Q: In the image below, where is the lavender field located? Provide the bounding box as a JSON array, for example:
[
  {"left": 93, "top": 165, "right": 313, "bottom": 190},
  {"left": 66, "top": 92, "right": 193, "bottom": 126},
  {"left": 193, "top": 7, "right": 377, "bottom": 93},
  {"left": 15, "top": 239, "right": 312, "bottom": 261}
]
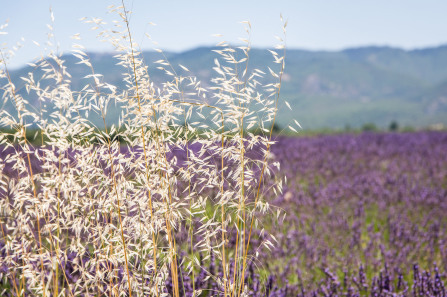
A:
[
  {"left": 171, "top": 131, "right": 447, "bottom": 296},
  {"left": 2, "top": 131, "right": 446, "bottom": 296},
  {"left": 256, "top": 131, "right": 447, "bottom": 295}
]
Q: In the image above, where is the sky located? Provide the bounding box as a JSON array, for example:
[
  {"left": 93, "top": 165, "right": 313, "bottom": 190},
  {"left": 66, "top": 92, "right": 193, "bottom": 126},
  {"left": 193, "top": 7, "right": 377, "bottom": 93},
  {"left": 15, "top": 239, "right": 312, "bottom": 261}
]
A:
[{"left": 1, "top": 0, "right": 447, "bottom": 69}]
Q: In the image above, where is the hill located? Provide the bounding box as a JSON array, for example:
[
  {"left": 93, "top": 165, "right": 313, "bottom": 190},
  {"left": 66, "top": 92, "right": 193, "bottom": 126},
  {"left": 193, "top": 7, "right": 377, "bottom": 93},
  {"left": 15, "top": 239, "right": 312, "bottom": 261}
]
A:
[{"left": 3, "top": 45, "right": 447, "bottom": 129}]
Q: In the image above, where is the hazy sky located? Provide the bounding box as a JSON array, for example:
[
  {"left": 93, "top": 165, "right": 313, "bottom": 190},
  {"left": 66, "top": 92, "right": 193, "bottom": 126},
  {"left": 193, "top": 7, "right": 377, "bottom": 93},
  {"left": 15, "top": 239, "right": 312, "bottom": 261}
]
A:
[{"left": 2, "top": 0, "right": 447, "bottom": 68}]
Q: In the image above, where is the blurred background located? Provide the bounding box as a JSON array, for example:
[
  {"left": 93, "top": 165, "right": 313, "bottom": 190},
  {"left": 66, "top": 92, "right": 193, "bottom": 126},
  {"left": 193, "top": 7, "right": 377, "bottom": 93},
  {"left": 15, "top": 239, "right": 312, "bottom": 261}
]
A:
[{"left": 2, "top": 0, "right": 447, "bottom": 131}]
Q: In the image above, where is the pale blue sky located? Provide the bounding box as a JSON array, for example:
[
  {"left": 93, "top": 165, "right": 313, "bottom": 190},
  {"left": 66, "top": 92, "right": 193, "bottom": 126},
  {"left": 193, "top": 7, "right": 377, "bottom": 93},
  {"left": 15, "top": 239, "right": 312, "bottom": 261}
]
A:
[{"left": 2, "top": 0, "right": 447, "bottom": 68}]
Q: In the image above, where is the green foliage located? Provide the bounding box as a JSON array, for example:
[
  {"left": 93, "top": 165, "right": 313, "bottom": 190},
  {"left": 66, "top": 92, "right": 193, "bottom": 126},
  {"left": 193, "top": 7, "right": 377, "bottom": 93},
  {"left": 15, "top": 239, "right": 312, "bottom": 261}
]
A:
[
  {"left": 361, "top": 123, "right": 378, "bottom": 132},
  {"left": 389, "top": 120, "right": 399, "bottom": 131}
]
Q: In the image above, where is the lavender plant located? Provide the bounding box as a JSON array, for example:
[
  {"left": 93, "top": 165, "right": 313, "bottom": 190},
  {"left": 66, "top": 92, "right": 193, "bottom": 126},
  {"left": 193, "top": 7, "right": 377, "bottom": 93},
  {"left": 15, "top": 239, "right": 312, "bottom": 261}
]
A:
[{"left": 0, "top": 4, "right": 290, "bottom": 297}]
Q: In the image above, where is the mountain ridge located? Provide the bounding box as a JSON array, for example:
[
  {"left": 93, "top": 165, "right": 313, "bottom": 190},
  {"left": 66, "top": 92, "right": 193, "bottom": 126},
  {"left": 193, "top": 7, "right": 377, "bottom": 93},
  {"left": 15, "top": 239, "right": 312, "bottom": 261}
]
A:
[{"left": 3, "top": 44, "right": 447, "bottom": 129}]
